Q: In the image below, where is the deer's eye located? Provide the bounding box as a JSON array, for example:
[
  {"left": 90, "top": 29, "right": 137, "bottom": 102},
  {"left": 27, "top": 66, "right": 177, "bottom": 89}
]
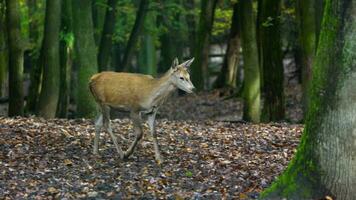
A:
[{"left": 179, "top": 77, "right": 184, "bottom": 80}]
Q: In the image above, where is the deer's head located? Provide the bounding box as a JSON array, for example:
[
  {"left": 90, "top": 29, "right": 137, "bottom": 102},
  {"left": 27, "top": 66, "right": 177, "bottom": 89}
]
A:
[{"left": 169, "top": 58, "right": 195, "bottom": 93}]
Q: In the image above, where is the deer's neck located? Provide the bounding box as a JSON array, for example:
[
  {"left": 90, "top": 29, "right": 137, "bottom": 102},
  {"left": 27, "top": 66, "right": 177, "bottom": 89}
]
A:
[{"left": 147, "top": 71, "right": 176, "bottom": 108}]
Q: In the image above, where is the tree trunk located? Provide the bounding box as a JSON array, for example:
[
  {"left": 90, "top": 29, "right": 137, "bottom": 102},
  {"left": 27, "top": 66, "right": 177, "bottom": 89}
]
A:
[
  {"left": 260, "top": 0, "right": 285, "bottom": 121},
  {"left": 36, "top": 0, "right": 61, "bottom": 119},
  {"left": 57, "top": 0, "right": 72, "bottom": 118},
  {"left": 121, "top": 0, "right": 148, "bottom": 72},
  {"left": 184, "top": 0, "right": 196, "bottom": 57},
  {"left": 72, "top": 0, "right": 98, "bottom": 118},
  {"left": 98, "top": 0, "right": 117, "bottom": 72},
  {"left": 6, "top": 0, "right": 24, "bottom": 116},
  {"left": 261, "top": 0, "right": 356, "bottom": 199},
  {"left": 92, "top": 0, "right": 106, "bottom": 46},
  {"left": 215, "top": 2, "right": 240, "bottom": 89},
  {"left": 159, "top": 0, "right": 185, "bottom": 73},
  {"left": 297, "top": 0, "right": 317, "bottom": 116},
  {"left": 138, "top": 11, "right": 157, "bottom": 76},
  {"left": 191, "top": 0, "right": 218, "bottom": 90},
  {"left": 240, "top": 0, "right": 260, "bottom": 123},
  {"left": 0, "top": 0, "right": 8, "bottom": 97},
  {"left": 26, "top": 0, "right": 44, "bottom": 114}
]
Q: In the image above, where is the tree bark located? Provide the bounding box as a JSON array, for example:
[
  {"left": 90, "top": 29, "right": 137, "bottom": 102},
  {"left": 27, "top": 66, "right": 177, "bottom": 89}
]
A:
[
  {"left": 121, "top": 0, "right": 148, "bottom": 72},
  {"left": 215, "top": 2, "right": 240, "bottom": 89},
  {"left": 72, "top": 0, "right": 98, "bottom": 118},
  {"left": 184, "top": 0, "right": 196, "bottom": 57},
  {"left": 261, "top": 0, "right": 356, "bottom": 199},
  {"left": 297, "top": 0, "right": 317, "bottom": 116},
  {"left": 240, "top": 0, "right": 260, "bottom": 123},
  {"left": 37, "top": 0, "right": 61, "bottom": 119},
  {"left": 98, "top": 0, "right": 117, "bottom": 72},
  {"left": 191, "top": 0, "right": 218, "bottom": 90},
  {"left": 6, "top": 0, "right": 24, "bottom": 116},
  {"left": 57, "top": 0, "right": 72, "bottom": 118},
  {"left": 92, "top": 0, "right": 106, "bottom": 46},
  {"left": 260, "top": 0, "right": 285, "bottom": 121},
  {"left": 0, "top": 0, "right": 8, "bottom": 97},
  {"left": 138, "top": 11, "right": 157, "bottom": 76}
]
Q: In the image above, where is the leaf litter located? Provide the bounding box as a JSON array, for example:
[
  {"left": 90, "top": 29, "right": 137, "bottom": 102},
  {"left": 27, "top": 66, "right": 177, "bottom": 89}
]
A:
[{"left": 0, "top": 116, "right": 302, "bottom": 199}]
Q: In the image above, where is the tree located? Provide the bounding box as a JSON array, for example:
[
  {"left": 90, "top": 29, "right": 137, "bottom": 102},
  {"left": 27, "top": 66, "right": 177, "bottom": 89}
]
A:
[
  {"left": 37, "top": 0, "right": 61, "bottom": 119},
  {"left": 72, "top": 0, "right": 98, "bottom": 118},
  {"left": 159, "top": 1, "right": 185, "bottom": 73},
  {"left": 57, "top": 0, "right": 73, "bottom": 118},
  {"left": 121, "top": 0, "right": 149, "bottom": 71},
  {"left": 138, "top": 11, "right": 157, "bottom": 76},
  {"left": 261, "top": 0, "right": 356, "bottom": 199},
  {"left": 240, "top": 0, "right": 260, "bottom": 123},
  {"left": 191, "top": 0, "right": 218, "bottom": 90},
  {"left": 98, "top": 0, "right": 117, "bottom": 72},
  {"left": 297, "top": 0, "right": 317, "bottom": 115},
  {"left": 26, "top": 0, "right": 45, "bottom": 114},
  {"left": 0, "top": 0, "right": 7, "bottom": 97},
  {"left": 214, "top": 2, "right": 240, "bottom": 89},
  {"left": 259, "top": 0, "right": 284, "bottom": 121},
  {"left": 6, "top": 0, "right": 24, "bottom": 116}
]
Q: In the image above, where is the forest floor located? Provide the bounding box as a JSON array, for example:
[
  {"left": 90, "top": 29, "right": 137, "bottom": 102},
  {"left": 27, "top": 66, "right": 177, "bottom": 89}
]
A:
[{"left": 0, "top": 84, "right": 303, "bottom": 199}]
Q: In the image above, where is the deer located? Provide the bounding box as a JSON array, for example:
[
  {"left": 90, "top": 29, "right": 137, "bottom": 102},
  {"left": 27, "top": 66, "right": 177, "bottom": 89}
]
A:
[{"left": 89, "top": 58, "right": 195, "bottom": 164}]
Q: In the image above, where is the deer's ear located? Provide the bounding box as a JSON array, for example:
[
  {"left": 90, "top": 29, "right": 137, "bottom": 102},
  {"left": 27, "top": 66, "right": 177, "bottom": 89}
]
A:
[
  {"left": 171, "top": 57, "right": 179, "bottom": 69},
  {"left": 182, "top": 57, "right": 195, "bottom": 68}
]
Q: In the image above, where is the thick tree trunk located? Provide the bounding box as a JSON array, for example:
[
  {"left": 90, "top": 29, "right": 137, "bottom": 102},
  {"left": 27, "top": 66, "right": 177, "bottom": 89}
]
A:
[
  {"left": 260, "top": 0, "right": 285, "bottom": 121},
  {"left": 6, "top": 0, "right": 24, "bottom": 116},
  {"left": 215, "top": 2, "right": 240, "bottom": 89},
  {"left": 121, "top": 0, "right": 148, "bottom": 72},
  {"left": 261, "top": 0, "right": 356, "bottom": 199},
  {"left": 72, "top": 0, "right": 98, "bottom": 118},
  {"left": 98, "top": 0, "right": 117, "bottom": 72},
  {"left": 191, "top": 0, "right": 217, "bottom": 90},
  {"left": 37, "top": 0, "right": 61, "bottom": 119},
  {"left": 240, "top": 0, "right": 260, "bottom": 123},
  {"left": 57, "top": 0, "right": 72, "bottom": 118},
  {"left": 0, "top": 0, "right": 8, "bottom": 97},
  {"left": 297, "top": 0, "right": 317, "bottom": 116}
]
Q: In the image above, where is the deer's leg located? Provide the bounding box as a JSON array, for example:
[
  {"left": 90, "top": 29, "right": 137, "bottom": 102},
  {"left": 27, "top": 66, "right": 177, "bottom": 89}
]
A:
[
  {"left": 93, "top": 114, "right": 103, "bottom": 155},
  {"left": 102, "top": 105, "right": 124, "bottom": 159},
  {"left": 147, "top": 111, "right": 163, "bottom": 164},
  {"left": 124, "top": 111, "right": 143, "bottom": 159}
]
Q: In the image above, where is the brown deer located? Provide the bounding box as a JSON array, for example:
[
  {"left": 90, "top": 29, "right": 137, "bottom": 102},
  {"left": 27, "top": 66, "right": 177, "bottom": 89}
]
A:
[{"left": 89, "top": 58, "right": 195, "bottom": 164}]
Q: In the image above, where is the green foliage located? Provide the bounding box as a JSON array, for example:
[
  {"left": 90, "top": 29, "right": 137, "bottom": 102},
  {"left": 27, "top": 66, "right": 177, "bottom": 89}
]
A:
[{"left": 212, "top": 7, "right": 233, "bottom": 36}]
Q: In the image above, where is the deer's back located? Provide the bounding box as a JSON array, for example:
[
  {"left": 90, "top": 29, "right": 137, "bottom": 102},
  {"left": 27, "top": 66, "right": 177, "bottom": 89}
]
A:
[{"left": 89, "top": 72, "right": 155, "bottom": 110}]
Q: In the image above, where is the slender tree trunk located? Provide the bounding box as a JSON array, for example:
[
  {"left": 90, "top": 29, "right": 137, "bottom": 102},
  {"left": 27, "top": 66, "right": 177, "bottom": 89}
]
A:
[
  {"left": 57, "top": 0, "right": 72, "bottom": 118},
  {"left": 36, "top": 0, "right": 61, "bottom": 119},
  {"left": 297, "top": 0, "right": 317, "bottom": 116},
  {"left": 260, "top": 0, "right": 285, "bottom": 121},
  {"left": 159, "top": 0, "right": 185, "bottom": 73},
  {"left": 6, "top": 0, "right": 24, "bottom": 116},
  {"left": 0, "top": 0, "right": 8, "bottom": 97},
  {"left": 26, "top": 0, "right": 44, "bottom": 114},
  {"left": 191, "top": 0, "right": 218, "bottom": 90},
  {"left": 92, "top": 0, "right": 106, "bottom": 45},
  {"left": 98, "top": 0, "right": 117, "bottom": 72},
  {"left": 72, "top": 0, "right": 98, "bottom": 118},
  {"left": 138, "top": 10, "right": 157, "bottom": 76},
  {"left": 215, "top": 2, "right": 240, "bottom": 89},
  {"left": 262, "top": 0, "right": 356, "bottom": 199},
  {"left": 121, "top": 0, "right": 149, "bottom": 72},
  {"left": 240, "top": 0, "right": 260, "bottom": 123},
  {"left": 185, "top": 0, "right": 196, "bottom": 57}
]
